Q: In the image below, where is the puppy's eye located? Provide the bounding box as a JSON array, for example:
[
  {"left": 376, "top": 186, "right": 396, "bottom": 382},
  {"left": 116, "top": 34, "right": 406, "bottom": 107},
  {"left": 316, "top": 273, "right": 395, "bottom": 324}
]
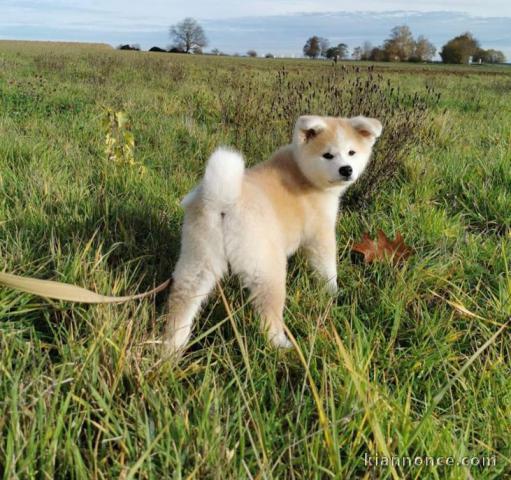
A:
[
  {"left": 348, "top": 150, "right": 356, "bottom": 156},
  {"left": 322, "top": 152, "right": 334, "bottom": 160}
]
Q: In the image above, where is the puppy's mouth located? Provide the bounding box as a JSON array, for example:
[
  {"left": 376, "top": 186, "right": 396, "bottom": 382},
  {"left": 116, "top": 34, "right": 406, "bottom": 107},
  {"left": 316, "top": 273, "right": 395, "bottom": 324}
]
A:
[{"left": 329, "top": 178, "right": 354, "bottom": 185}]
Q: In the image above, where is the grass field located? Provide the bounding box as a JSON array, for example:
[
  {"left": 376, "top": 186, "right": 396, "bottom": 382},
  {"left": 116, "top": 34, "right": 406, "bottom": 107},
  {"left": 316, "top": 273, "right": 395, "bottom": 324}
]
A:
[{"left": 1, "top": 41, "right": 510, "bottom": 479}]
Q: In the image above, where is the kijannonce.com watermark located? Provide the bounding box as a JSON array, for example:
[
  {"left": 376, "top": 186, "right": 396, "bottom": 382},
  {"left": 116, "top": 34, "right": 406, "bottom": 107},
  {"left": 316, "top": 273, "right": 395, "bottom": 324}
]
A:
[{"left": 363, "top": 453, "right": 497, "bottom": 468}]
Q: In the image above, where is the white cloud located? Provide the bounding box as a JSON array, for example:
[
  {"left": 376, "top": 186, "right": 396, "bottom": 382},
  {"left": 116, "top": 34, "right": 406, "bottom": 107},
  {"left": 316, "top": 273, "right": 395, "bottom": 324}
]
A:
[{"left": 2, "top": 0, "right": 511, "bottom": 24}]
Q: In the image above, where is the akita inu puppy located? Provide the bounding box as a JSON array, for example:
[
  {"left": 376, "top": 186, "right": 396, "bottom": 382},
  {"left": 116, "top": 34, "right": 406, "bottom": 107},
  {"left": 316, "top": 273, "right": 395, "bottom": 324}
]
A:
[{"left": 164, "top": 115, "right": 382, "bottom": 354}]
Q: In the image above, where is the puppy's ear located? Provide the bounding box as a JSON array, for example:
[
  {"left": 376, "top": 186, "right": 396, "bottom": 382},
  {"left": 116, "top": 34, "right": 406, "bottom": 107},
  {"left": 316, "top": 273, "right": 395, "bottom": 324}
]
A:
[
  {"left": 293, "top": 115, "right": 327, "bottom": 145},
  {"left": 349, "top": 116, "right": 383, "bottom": 144}
]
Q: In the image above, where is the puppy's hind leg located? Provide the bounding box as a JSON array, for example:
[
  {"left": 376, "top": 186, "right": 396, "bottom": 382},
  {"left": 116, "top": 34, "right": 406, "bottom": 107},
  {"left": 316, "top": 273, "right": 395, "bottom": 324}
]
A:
[
  {"left": 234, "top": 254, "right": 291, "bottom": 349},
  {"left": 163, "top": 210, "right": 226, "bottom": 356}
]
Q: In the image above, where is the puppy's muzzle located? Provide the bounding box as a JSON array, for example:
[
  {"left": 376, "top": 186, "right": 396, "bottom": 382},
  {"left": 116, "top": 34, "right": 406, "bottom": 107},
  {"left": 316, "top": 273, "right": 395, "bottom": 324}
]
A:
[{"left": 338, "top": 165, "right": 353, "bottom": 179}]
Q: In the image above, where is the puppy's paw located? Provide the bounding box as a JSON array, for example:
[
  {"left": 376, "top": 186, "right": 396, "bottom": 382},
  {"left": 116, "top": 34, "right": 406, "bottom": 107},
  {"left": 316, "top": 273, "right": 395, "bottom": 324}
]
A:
[
  {"left": 326, "top": 278, "right": 338, "bottom": 295},
  {"left": 270, "top": 331, "right": 293, "bottom": 349},
  {"left": 162, "top": 337, "right": 187, "bottom": 360}
]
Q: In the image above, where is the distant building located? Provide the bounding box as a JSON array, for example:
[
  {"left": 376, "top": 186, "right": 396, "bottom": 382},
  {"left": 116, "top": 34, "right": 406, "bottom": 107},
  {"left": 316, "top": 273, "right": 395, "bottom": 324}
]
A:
[{"left": 118, "top": 44, "right": 140, "bottom": 51}]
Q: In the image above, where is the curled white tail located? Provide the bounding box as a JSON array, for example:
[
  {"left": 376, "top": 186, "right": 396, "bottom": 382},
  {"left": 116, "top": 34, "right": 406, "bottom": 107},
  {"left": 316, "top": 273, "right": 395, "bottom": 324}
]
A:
[{"left": 202, "top": 147, "right": 245, "bottom": 208}]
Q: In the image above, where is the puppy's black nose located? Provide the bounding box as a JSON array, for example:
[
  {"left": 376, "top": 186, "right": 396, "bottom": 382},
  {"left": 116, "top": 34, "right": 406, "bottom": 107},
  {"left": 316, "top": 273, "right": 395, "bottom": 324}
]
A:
[{"left": 339, "top": 165, "right": 353, "bottom": 178}]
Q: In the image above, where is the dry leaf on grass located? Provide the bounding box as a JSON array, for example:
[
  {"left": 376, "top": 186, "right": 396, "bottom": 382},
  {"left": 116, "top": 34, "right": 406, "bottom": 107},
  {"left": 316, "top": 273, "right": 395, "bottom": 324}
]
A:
[{"left": 352, "top": 230, "right": 412, "bottom": 265}]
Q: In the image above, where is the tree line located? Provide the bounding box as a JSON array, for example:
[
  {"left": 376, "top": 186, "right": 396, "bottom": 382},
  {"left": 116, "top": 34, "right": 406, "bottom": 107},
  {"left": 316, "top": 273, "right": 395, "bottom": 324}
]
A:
[
  {"left": 303, "top": 26, "right": 506, "bottom": 64},
  {"left": 118, "top": 18, "right": 507, "bottom": 65}
]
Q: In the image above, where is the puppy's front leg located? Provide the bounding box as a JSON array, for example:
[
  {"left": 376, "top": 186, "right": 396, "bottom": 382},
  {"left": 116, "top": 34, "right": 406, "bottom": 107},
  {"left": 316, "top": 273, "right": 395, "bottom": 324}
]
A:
[
  {"left": 305, "top": 229, "right": 338, "bottom": 294},
  {"left": 244, "top": 265, "right": 292, "bottom": 349},
  {"left": 252, "top": 278, "right": 292, "bottom": 349}
]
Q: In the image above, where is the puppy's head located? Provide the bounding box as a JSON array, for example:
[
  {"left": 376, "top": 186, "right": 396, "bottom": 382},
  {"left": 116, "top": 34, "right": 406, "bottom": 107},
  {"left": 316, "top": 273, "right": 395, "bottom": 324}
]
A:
[{"left": 292, "top": 115, "right": 382, "bottom": 189}]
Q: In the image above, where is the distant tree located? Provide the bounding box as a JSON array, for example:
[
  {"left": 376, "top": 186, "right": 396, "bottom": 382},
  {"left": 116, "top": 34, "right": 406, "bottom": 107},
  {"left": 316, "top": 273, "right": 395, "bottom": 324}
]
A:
[
  {"left": 471, "top": 48, "right": 482, "bottom": 63},
  {"left": 486, "top": 49, "right": 506, "bottom": 63},
  {"left": 211, "top": 48, "right": 221, "bottom": 55},
  {"left": 352, "top": 46, "right": 363, "bottom": 60},
  {"left": 303, "top": 36, "right": 321, "bottom": 58},
  {"left": 383, "top": 25, "right": 415, "bottom": 61},
  {"left": 412, "top": 35, "right": 436, "bottom": 62},
  {"left": 325, "top": 47, "right": 337, "bottom": 60},
  {"left": 319, "top": 37, "right": 330, "bottom": 58},
  {"left": 440, "top": 32, "right": 479, "bottom": 64},
  {"left": 169, "top": 17, "right": 208, "bottom": 53},
  {"left": 369, "top": 47, "right": 387, "bottom": 62},
  {"left": 473, "top": 48, "right": 506, "bottom": 64},
  {"left": 338, "top": 43, "right": 349, "bottom": 59},
  {"left": 247, "top": 50, "right": 257, "bottom": 57},
  {"left": 361, "top": 41, "right": 373, "bottom": 60},
  {"left": 265, "top": 53, "right": 274, "bottom": 58},
  {"left": 325, "top": 43, "right": 349, "bottom": 60},
  {"left": 149, "top": 46, "right": 166, "bottom": 53}
]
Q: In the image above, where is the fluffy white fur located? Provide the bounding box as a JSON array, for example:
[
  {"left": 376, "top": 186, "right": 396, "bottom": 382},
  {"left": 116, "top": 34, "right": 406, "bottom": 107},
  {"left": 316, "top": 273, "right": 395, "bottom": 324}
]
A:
[{"left": 164, "top": 115, "right": 382, "bottom": 355}]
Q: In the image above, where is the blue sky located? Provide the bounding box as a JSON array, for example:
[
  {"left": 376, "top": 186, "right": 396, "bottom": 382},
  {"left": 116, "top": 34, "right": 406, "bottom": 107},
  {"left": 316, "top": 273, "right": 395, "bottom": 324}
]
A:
[{"left": 1, "top": 1, "right": 510, "bottom": 59}]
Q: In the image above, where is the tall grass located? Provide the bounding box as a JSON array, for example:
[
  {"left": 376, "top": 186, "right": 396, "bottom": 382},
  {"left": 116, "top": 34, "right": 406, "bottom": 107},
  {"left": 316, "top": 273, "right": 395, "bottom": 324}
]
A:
[{"left": 0, "top": 42, "right": 510, "bottom": 479}]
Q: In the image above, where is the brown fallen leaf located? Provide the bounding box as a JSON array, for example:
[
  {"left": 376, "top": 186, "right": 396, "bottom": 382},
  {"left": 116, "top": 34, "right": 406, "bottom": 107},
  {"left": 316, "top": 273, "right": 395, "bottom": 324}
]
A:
[{"left": 352, "top": 229, "right": 412, "bottom": 265}]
